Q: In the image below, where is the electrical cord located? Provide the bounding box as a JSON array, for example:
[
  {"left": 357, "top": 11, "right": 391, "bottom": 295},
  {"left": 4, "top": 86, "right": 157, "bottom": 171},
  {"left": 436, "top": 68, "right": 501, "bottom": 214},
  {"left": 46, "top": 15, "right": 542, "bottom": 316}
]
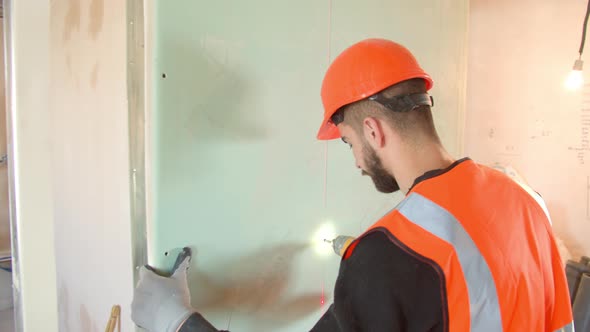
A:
[{"left": 579, "top": 0, "right": 590, "bottom": 57}]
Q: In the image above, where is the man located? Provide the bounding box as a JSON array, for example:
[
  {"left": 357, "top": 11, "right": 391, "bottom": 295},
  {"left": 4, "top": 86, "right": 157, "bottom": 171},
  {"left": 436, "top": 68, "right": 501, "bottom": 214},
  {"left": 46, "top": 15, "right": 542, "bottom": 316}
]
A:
[{"left": 132, "top": 39, "right": 574, "bottom": 331}]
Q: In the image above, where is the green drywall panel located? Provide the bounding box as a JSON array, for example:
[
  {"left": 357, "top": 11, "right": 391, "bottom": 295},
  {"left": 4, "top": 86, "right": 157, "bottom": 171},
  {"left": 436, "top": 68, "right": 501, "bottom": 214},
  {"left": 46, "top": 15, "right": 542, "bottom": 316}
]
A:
[{"left": 149, "top": 1, "right": 468, "bottom": 330}]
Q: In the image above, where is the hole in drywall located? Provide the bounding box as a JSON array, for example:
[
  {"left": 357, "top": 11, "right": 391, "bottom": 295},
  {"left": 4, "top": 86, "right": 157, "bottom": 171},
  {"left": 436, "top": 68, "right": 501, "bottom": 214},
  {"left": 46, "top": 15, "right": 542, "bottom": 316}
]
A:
[
  {"left": 162, "top": 73, "right": 167, "bottom": 79},
  {"left": 164, "top": 251, "right": 169, "bottom": 256}
]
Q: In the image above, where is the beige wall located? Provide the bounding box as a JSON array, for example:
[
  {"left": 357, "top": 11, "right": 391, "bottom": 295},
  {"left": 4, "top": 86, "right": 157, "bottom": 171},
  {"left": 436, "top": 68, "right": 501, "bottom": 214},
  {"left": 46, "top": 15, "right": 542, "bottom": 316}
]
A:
[
  {"left": 49, "top": 0, "right": 134, "bottom": 331},
  {"left": 467, "top": 0, "right": 590, "bottom": 259}
]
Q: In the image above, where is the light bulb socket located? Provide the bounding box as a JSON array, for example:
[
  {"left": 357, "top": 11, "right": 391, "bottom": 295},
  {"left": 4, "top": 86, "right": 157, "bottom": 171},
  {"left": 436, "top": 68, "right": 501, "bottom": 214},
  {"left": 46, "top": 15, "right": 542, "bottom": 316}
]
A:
[{"left": 574, "top": 59, "right": 584, "bottom": 71}]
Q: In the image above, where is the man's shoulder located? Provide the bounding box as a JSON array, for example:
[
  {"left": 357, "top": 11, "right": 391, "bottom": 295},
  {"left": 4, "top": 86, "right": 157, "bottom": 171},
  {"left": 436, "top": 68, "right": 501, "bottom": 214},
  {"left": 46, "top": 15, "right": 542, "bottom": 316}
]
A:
[{"left": 344, "top": 230, "right": 429, "bottom": 270}]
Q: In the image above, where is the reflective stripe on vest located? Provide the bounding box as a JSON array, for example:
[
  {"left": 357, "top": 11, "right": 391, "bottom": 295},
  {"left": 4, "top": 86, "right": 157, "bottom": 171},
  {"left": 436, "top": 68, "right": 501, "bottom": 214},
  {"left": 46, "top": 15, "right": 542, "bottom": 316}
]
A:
[
  {"left": 554, "top": 322, "right": 575, "bottom": 332},
  {"left": 397, "top": 192, "right": 502, "bottom": 331}
]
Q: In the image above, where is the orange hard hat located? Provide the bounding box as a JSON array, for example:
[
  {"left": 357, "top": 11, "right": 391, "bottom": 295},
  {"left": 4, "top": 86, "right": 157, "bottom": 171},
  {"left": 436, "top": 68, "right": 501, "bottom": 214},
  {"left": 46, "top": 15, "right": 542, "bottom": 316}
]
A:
[{"left": 317, "top": 38, "right": 433, "bottom": 140}]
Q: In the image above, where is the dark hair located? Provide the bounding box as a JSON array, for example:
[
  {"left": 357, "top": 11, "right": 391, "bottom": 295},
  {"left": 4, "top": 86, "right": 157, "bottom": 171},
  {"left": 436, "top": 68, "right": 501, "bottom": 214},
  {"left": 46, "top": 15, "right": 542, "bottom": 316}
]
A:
[
  {"left": 331, "top": 107, "right": 346, "bottom": 126},
  {"left": 330, "top": 79, "right": 440, "bottom": 144}
]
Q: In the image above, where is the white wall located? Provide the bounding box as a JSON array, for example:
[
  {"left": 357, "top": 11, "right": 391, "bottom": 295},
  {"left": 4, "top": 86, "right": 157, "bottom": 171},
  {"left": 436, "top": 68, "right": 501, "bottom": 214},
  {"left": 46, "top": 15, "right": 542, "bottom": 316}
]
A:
[
  {"left": 5, "top": 0, "right": 58, "bottom": 330},
  {"left": 467, "top": 0, "right": 590, "bottom": 259},
  {"left": 49, "top": 0, "right": 134, "bottom": 331}
]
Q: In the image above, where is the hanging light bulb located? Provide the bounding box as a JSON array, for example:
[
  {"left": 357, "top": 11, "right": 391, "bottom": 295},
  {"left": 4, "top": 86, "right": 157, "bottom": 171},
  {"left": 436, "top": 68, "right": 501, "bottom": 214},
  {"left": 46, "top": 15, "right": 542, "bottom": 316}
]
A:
[
  {"left": 565, "top": 59, "right": 584, "bottom": 90},
  {"left": 567, "top": 0, "right": 590, "bottom": 90}
]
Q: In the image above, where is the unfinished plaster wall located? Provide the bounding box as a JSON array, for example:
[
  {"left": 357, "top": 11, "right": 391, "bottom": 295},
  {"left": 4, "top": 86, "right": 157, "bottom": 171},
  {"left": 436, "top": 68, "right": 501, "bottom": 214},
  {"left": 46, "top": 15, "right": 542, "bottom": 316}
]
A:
[{"left": 49, "top": 0, "right": 134, "bottom": 330}]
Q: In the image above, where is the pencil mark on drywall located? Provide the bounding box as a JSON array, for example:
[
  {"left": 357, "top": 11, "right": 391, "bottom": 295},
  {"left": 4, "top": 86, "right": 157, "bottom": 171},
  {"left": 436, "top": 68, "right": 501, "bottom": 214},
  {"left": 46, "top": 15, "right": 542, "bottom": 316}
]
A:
[{"left": 586, "top": 175, "right": 589, "bottom": 220}]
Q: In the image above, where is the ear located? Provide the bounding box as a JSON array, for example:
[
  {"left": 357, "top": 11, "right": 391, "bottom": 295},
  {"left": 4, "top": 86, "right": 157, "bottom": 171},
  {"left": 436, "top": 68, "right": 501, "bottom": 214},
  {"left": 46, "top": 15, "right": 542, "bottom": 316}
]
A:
[{"left": 362, "top": 117, "right": 385, "bottom": 149}]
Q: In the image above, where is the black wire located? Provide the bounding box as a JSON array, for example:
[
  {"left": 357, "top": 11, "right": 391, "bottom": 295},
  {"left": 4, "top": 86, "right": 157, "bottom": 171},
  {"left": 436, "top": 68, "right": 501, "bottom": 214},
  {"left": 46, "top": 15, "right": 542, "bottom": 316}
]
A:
[{"left": 579, "top": 0, "right": 590, "bottom": 56}]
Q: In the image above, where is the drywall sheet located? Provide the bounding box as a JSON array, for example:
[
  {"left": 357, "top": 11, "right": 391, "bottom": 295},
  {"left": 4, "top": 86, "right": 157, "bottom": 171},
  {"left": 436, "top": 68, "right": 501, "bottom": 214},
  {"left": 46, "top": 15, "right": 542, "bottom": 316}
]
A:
[{"left": 148, "top": 1, "right": 468, "bottom": 330}]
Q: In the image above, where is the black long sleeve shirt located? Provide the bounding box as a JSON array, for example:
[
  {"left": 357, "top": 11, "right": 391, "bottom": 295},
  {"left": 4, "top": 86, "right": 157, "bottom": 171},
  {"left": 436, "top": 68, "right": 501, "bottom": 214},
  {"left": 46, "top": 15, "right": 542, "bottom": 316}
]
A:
[{"left": 310, "top": 230, "right": 447, "bottom": 331}]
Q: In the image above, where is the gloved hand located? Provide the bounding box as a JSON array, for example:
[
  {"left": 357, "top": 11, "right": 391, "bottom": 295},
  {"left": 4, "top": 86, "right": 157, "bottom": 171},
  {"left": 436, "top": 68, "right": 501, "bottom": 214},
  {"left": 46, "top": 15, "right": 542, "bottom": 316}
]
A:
[{"left": 131, "top": 252, "right": 195, "bottom": 332}]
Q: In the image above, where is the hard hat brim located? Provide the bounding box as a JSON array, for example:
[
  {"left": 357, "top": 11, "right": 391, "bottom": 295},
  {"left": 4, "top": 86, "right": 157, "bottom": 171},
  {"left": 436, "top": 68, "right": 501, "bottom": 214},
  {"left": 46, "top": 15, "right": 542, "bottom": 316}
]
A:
[{"left": 316, "top": 119, "right": 341, "bottom": 140}]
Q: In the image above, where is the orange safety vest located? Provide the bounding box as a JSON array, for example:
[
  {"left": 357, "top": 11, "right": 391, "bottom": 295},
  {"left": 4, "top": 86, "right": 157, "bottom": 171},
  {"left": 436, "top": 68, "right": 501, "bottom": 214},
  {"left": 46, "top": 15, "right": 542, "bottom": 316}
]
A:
[{"left": 344, "top": 159, "right": 574, "bottom": 331}]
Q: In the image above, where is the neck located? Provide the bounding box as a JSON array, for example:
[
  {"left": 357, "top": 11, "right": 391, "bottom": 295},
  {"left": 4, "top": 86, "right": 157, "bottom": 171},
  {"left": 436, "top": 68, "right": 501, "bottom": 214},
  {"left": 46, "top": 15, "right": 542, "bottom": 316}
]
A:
[{"left": 385, "top": 141, "right": 455, "bottom": 194}]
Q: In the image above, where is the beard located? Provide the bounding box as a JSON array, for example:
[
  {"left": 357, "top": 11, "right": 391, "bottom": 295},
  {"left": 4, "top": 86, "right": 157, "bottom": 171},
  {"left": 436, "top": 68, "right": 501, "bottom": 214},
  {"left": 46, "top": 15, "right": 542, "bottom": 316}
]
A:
[{"left": 362, "top": 143, "right": 400, "bottom": 193}]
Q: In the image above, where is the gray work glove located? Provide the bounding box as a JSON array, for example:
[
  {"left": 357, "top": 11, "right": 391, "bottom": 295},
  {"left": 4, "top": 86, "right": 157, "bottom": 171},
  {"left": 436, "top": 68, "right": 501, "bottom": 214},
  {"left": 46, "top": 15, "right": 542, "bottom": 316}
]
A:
[{"left": 131, "top": 255, "right": 195, "bottom": 332}]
